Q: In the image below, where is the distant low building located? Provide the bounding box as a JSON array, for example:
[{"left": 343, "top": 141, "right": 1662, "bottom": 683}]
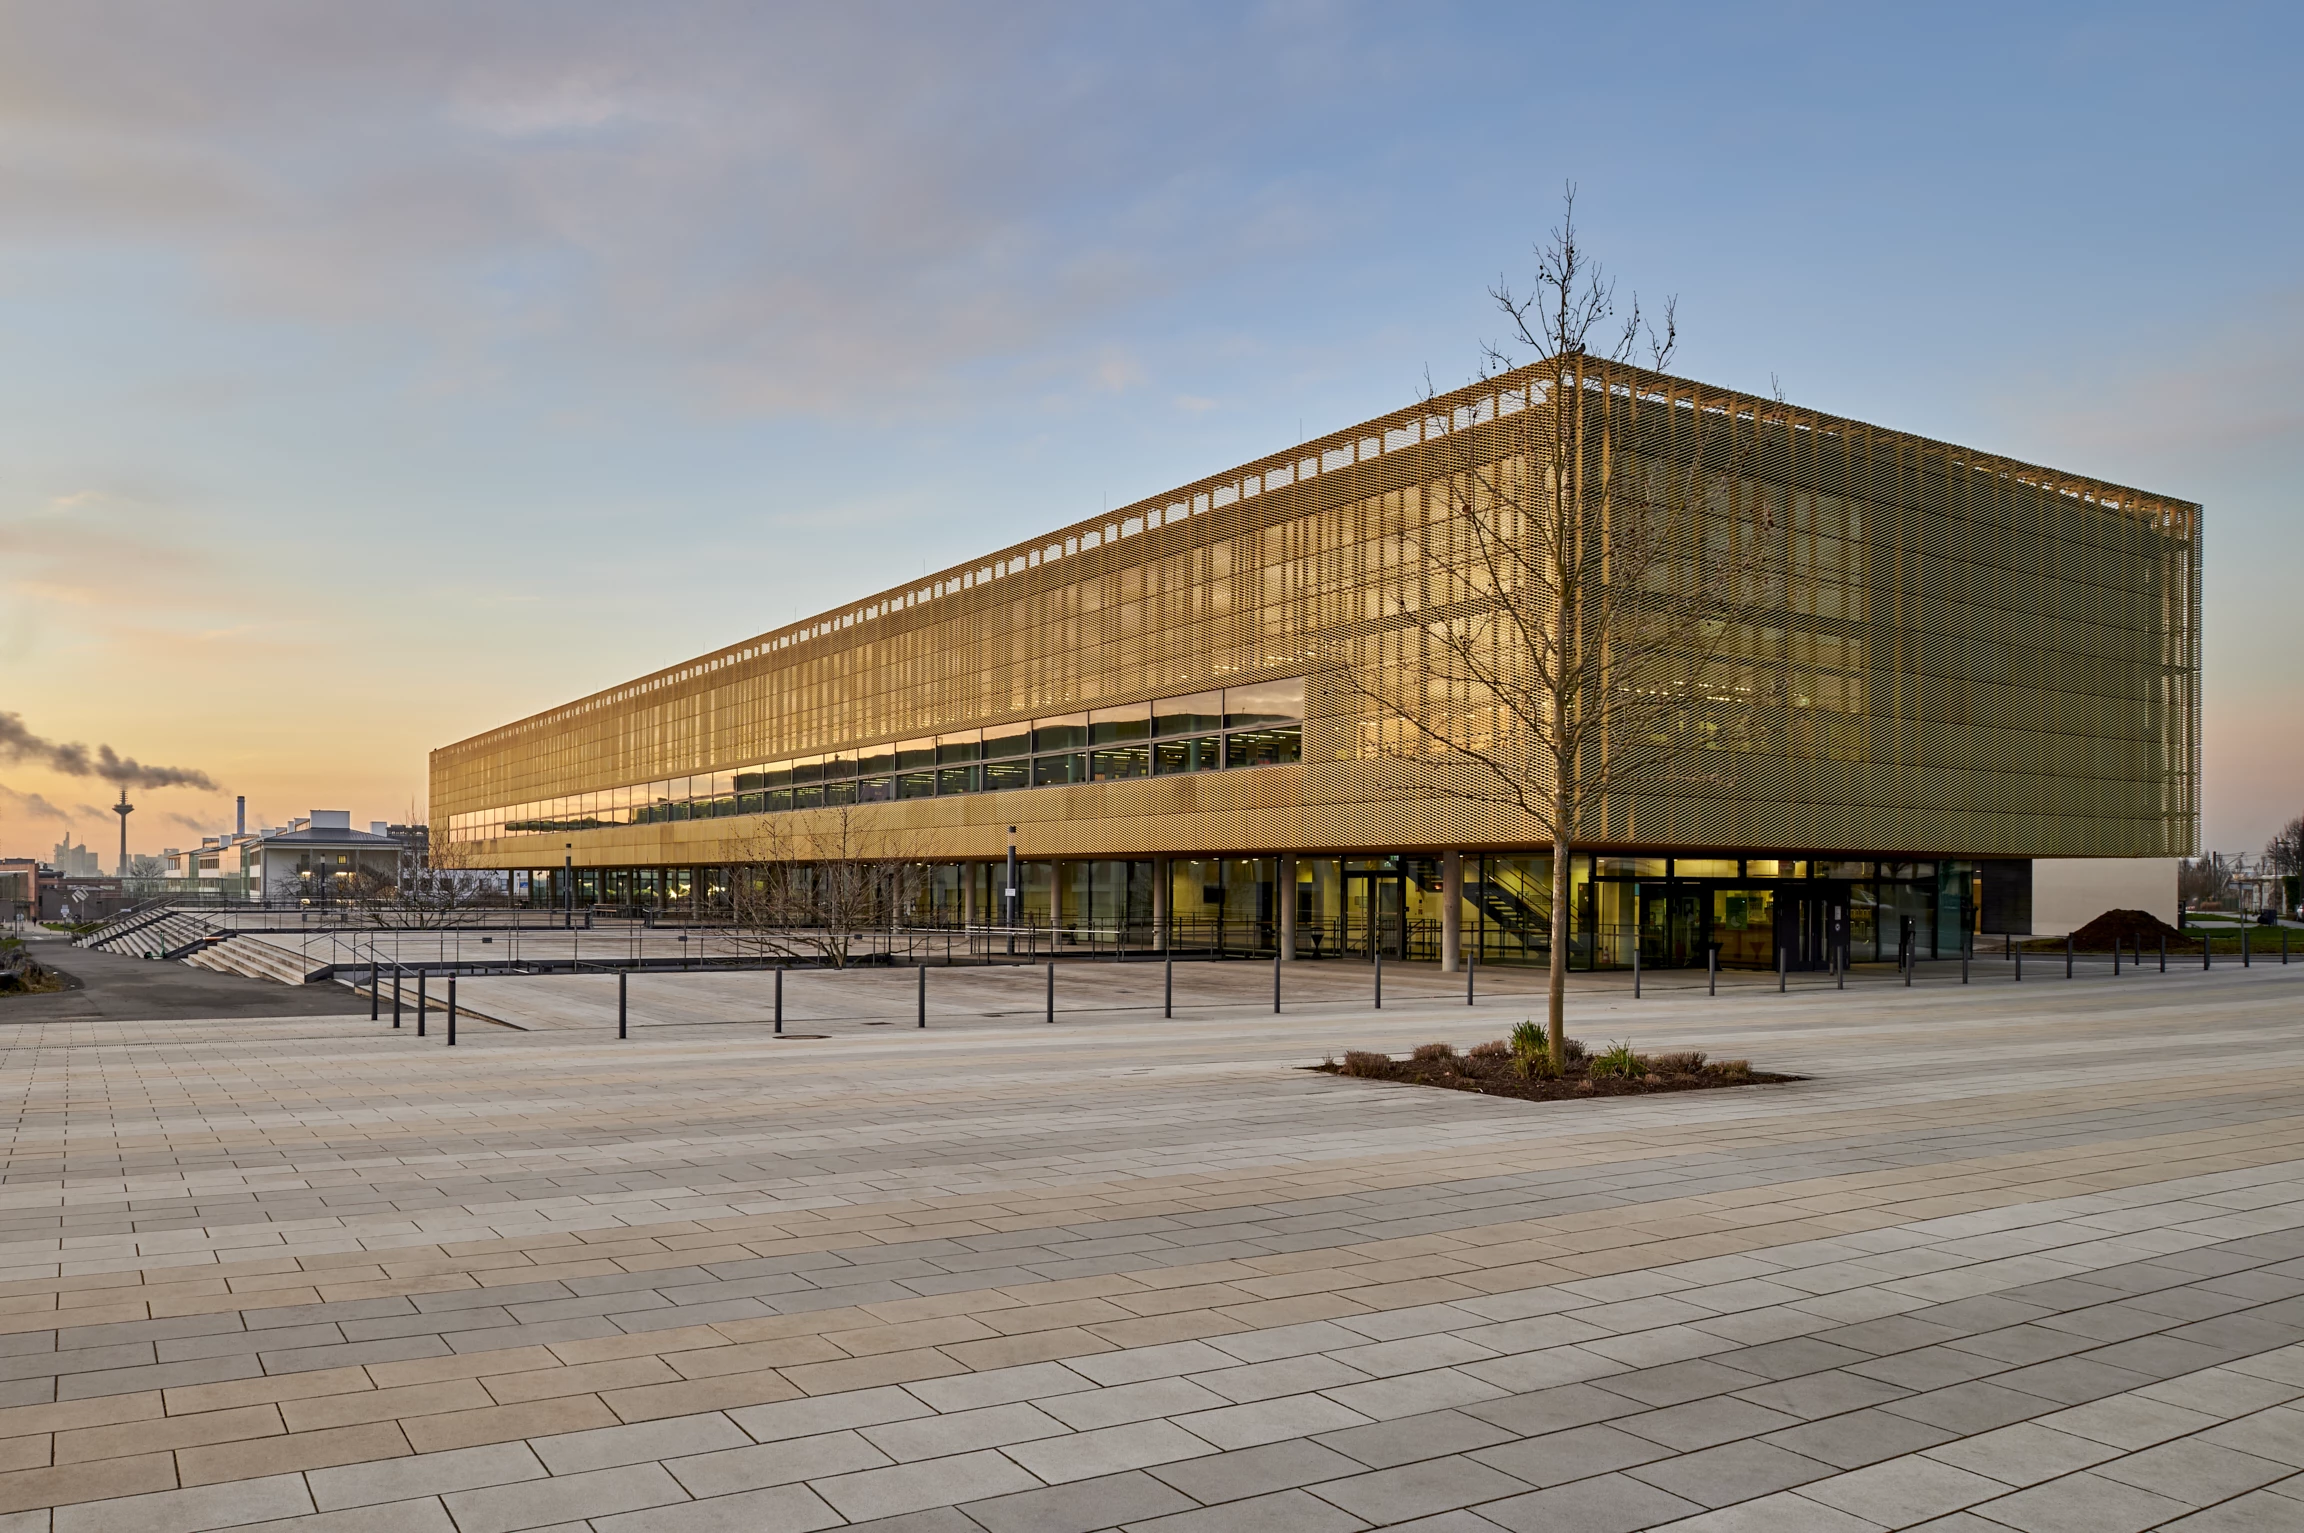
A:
[{"left": 240, "top": 811, "right": 406, "bottom": 902}]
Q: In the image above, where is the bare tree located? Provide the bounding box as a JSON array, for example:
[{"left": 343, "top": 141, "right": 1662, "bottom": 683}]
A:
[
  {"left": 342, "top": 839, "right": 506, "bottom": 930},
  {"left": 725, "top": 806, "right": 926, "bottom": 968},
  {"left": 2266, "top": 817, "right": 2304, "bottom": 878},
  {"left": 2179, "top": 852, "right": 2233, "bottom": 909},
  {"left": 1341, "top": 185, "right": 1781, "bottom": 1069}
]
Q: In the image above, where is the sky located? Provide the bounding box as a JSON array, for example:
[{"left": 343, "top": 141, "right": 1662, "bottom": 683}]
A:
[{"left": 2, "top": 1, "right": 2298, "bottom": 862}]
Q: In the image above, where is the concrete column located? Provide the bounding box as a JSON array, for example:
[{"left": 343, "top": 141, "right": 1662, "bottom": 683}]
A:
[
  {"left": 1153, "top": 858, "right": 1170, "bottom": 951},
  {"left": 1441, "top": 850, "right": 1463, "bottom": 973},
  {"left": 962, "top": 865, "right": 976, "bottom": 928},
  {"left": 1278, "top": 855, "right": 1298, "bottom": 960},
  {"left": 1050, "top": 860, "right": 1065, "bottom": 942}
]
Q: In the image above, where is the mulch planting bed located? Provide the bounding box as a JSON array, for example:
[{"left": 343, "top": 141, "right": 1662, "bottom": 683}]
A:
[{"left": 1314, "top": 1036, "right": 1799, "bottom": 1102}]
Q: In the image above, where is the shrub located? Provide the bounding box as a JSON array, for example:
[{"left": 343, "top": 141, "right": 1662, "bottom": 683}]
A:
[
  {"left": 1467, "top": 1039, "right": 1508, "bottom": 1061},
  {"left": 1715, "top": 1058, "right": 1752, "bottom": 1083},
  {"left": 1340, "top": 1051, "right": 1393, "bottom": 1078},
  {"left": 1410, "top": 1042, "right": 1457, "bottom": 1063},
  {"left": 1508, "top": 1020, "right": 1544, "bottom": 1057},
  {"left": 1590, "top": 1040, "right": 1645, "bottom": 1079},
  {"left": 1650, "top": 1051, "right": 1706, "bottom": 1075}
]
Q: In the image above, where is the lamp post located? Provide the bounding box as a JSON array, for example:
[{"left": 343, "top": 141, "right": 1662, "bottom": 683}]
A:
[
  {"left": 564, "top": 843, "right": 574, "bottom": 931},
  {"left": 1005, "top": 826, "right": 1018, "bottom": 958}
]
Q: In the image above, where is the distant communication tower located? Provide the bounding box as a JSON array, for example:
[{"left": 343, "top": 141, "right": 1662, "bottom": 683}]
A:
[{"left": 112, "top": 787, "right": 134, "bottom": 877}]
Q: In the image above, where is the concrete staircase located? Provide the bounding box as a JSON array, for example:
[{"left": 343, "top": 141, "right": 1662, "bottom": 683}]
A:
[{"left": 184, "top": 935, "right": 333, "bottom": 986}]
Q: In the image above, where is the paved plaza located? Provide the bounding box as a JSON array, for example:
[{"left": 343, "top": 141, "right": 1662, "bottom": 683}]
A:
[{"left": 0, "top": 953, "right": 2300, "bottom": 1531}]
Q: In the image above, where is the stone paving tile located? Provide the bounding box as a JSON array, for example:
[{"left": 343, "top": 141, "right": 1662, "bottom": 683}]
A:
[{"left": 8, "top": 966, "right": 2304, "bottom": 1531}]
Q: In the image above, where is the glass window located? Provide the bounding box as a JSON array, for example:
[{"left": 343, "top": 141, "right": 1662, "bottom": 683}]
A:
[
  {"left": 821, "top": 754, "right": 856, "bottom": 781},
  {"left": 982, "top": 724, "right": 1030, "bottom": 759},
  {"left": 1747, "top": 859, "right": 1807, "bottom": 878},
  {"left": 1815, "top": 860, "right": 1873, "bottom": 880},
  {"left": 937, "top": 765, "right": 980, "bottom": 795},
  {"left": 897, "top": 771, "right": 936, "bottom": 800},
  {"left": 1033, "top": 752, "right": 1088, "bottom": 787},
  {"left": 895, "top": 738, "right": 936, "bottom": 771},
  {"left": 765, "top": 789, "right": 794, "bottom": 812},
  {"left": 856, "top": 745, "right": 895, "bottom": 777},
  {"left": 1224, "top": 678, "right": 1305, "bottom": 728},
  {"left": 1673, "top": 858, "right": 1739, "bottom": 878},
  {"left": 937, "top": 731, "right": 982, "bottom": 764},
  {"left": 1154, "top": 735, "right": 1220, "bottom": 774},
  {"left": 792, "top": 784, "right": 823, "bottom": 809},
  {"left": 823, "top": 779, "right": 858, "bottom": 805},
  {"left": 1092, "top": 745, "right": 1150, "bottom": 780},
  {"left": 737, "top": 793, "right": 764, "bottom": 815},
  {"left": 858, "top": 777, "right": 894, "bottom": 803},
  {"left": 983, "top": 759, "right": 1029, "bottom": 792},
  {"left": 1089, "top": 702, "right": 1151, "bottom": 745},
  {"left": 1223, "top": 725, "right": 1300, "bottom": 768},
  {"left": 1155, "top": 691, "right": 1222, "bottom": 736},
  {"left": 789, "top": 756, "right": 823, "bottom": 787},
  {"left": 1033, "top": 713, "right": 1088, "bottom": 752},
  {"left": 1593, "top": 856, "right": 1667, "bottom": 878}
]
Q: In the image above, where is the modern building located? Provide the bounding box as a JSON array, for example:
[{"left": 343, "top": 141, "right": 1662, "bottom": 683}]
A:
[
  {"left": 431, "top": 358, "right": 2200, "bottom": 969},
  {"left": 49, "top": 838, "right": 100, "bottom": 878}
]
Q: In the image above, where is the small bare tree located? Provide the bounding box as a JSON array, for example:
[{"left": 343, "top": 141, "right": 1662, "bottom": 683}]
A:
[
  {"left": 1343, "top": 185, "right": 1781, "bottom": 1068},
  {"left": 342, "top": 840, "right": 506, "bottom": 930},
  {"left": 726, "top": 805, "right": 926, "bottom": 968}
]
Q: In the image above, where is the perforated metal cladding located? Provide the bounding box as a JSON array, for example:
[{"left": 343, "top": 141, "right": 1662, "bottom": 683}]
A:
[{"left": 431, "top": 358, "right": 2198, "bottom": 867}]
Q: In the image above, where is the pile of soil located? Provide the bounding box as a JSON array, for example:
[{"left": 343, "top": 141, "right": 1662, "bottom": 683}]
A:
[
  {"left": 2062, "top": 909, "right": 2190, "bottom": 950},
  {"left": 1312, "top": 1038, "right": 1797, "bottom": 1103}
]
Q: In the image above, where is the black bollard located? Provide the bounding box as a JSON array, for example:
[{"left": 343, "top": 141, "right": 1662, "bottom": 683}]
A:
[
  {"left": 619, "top": 970, "right": 628, "bottom": 1040},
  {"left": 1374, "top": 952, "right": 1383, "bottom": 1010},
  {"left": 1708, "top": 948, "right": 1716, "bottom": 997},
  {"left": 2243, "top": 926, "right": 2251, "bottom": 968},
  {"left": 774, "top": 967, "right": 783, "bottom": 1034},
  {"left": 918, "top": 963, "right": 927, "bottom": 1028},
  {"left": 1273, "top": 954, "right": 1281, "bottom": 1014},
  {"left": 1164, "top": 956, "right": 1173, "bottom": 1019},
  {"left": 393, "top": 969, "right": 402, "bottom": 1028},
  {"left": 1778, "top": 948, "right": 1786, "bottom": 994},
  {"left": 447, "top": 976, "right": 457, "bottom": 1046},
  {"left": 2160, "top": 934, "right": 2167, "bottom": 972},
  {"left": 416, "top": 971, "right": 427, "bottom": 1037},
  {"left": 1633, "top": 941, "right": 1642, "bottom": 1000},
  {"left": 2066, "top": 934, "right": 2074, "bottom": 979},
  {"left": 370, "top": 961, "right": 379, "bottom": 1021},
  {"left": 1467, "top": 948, "right": 1476, "bottom": 1007},
  {"left": 1045, "top": 961, "right": 1054, "bottom": 1024}
]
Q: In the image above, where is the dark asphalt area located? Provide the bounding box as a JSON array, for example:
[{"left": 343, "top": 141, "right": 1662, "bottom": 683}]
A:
[{"left": 0, "top": 933, "right": 370, "bottom": 1021}]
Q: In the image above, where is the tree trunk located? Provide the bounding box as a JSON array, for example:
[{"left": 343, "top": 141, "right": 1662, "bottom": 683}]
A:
[{"left": 1548, "top": 829, "right": 1570, "bottom": 1069}]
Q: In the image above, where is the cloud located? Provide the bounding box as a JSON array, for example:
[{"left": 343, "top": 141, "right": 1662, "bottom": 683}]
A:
[
  {"left": 0, "top": 5, "right": 1404, "bottom": 418},
  {"left": 0, "top": 712, "right": 216, "bottom": 790},
  {"left": 0, "top": 784, "right": 76, "bottom": 824}
]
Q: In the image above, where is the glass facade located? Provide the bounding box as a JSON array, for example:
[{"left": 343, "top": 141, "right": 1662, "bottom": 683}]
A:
[
  {"left": 453, "top": 679, "right": 1306, "bottom": 844},
  {"left": 515, "top": 845, "right": 1983, "bottom": 971}
]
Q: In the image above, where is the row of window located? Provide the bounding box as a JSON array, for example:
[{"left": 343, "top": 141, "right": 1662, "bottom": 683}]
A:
[{"left": 451, "top": 679, "right": 1307, "bottom": 842}]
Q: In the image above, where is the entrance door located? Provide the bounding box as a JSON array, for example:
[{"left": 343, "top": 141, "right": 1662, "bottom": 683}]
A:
[
  {"left": 1640, "top": 889, "right": 1705, "bottom": 968},
  {"left": 1343, "top": 872, "right": 1405, "bottom": 959},
  {"left": 1770, "top": 884, "right": 1850, "bottom": 970}
]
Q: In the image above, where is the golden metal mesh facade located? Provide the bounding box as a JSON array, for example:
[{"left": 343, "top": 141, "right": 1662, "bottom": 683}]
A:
[{"left": 431, "top": 358, "right": 2199, "bottom": 868}]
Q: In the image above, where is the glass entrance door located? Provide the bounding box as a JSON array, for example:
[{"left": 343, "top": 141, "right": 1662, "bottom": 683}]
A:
[
  {"left": 1343, "top": 872, "right": 1406, "bottom": 959},
  {"left": 1640, "top": 889, "right": 1705, "bottom": 968}
]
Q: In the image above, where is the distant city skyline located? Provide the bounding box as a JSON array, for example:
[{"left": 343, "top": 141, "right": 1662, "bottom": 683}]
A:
[{"left": 2, "top": 2, "right": 2297, "bottom": 858}]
